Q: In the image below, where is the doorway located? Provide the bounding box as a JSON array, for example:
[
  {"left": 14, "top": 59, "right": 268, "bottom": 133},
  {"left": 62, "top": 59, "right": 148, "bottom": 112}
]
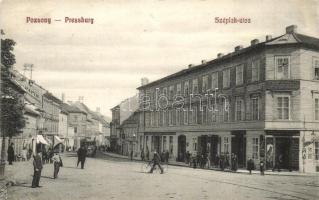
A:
[
  {"left": 231, "top": 131, "right": 246, "bottom": 168},
  {"left": 178, "top": 135, "right": 186, "bottom": 162}
]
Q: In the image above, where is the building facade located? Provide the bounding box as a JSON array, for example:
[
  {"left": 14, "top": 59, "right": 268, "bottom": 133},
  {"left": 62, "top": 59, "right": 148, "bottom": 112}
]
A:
[{"left": 137, "top": 25, "right": 319, "bottom": 172}]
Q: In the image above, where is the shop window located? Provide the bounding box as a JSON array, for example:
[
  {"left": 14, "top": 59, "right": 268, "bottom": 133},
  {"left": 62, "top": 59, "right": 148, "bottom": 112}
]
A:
[
  {"left": 163, "top": 136, "right": 167, "bottom": 151},
  {"left": 169, "top": 136, "right": 174, "bottom": 154},
  {"left": 192, "top": 138, "right": 197, "bottom": 151},
  {"left": 252, "top": 138, "right": 259, "bottom": 159},
  {"left": 223, "top": 137, "right": 229, "bottom": 153}
]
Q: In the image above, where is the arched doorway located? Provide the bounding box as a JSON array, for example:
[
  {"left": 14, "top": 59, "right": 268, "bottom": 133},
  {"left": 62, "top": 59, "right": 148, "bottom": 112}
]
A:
[{"left": 178, "top": 135, "right": 186, "bottom": 162}]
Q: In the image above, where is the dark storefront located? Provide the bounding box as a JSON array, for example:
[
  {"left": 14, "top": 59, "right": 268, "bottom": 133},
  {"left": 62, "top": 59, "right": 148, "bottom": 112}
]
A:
[
  {"left": 265, "top": 131, "right": 299, "bottom": 171},
  {"left": 231, "top": 131, "right": 246, "bottom": 168}
]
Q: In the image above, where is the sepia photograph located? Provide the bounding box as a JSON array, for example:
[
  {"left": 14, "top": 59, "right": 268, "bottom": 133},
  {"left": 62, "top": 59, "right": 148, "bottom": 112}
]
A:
[{"left": 0, "top": 0, "right": 318, "bottom": 199}]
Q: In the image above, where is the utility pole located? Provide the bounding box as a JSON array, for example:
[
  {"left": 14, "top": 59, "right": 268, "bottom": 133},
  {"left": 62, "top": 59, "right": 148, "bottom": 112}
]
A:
[{"left": 23, "top": 63, "right": 34, "bottom": 80}]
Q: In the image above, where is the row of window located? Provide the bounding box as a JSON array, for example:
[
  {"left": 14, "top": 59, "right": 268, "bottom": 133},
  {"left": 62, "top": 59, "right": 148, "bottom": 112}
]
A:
[
  {"left": 145, "top": 97, "right": 260, "bottom": 127},
  {"left": 144, "top": 96, "right": 319, "bottom": 127},
  {"left": 145, "top": 56, "right": 319, "bottom": 100}
]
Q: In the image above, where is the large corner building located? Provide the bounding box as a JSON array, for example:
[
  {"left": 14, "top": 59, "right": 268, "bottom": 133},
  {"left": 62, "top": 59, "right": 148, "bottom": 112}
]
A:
[{"left": 136, "top": 25, "right": 319, "bottom": 173}]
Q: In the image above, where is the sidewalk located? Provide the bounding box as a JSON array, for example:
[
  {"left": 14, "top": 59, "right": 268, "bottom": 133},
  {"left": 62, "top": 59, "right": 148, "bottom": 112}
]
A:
[
  {"left": 0, "top": 161, "right": 33, "bottom": 200},
  {"left": 101, "top": 151, "right": 317, "bottom": 177}
]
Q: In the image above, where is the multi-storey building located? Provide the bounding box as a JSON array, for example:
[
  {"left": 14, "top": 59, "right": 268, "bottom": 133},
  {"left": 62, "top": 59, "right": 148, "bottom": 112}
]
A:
[
  {"left": 137, "top": 25, "right": 319, "bottom": 173},
  {"left": 110, "top": 95, "right": 139, "bottom": 154},
  {"left": 63, "top": 103, "right": 87, "bottom": 149}
]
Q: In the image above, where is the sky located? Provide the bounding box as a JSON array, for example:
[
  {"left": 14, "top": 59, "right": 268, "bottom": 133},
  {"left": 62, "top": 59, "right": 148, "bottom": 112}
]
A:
[{"left": 0, "top": 0, "right": 318, "bottom": 117}]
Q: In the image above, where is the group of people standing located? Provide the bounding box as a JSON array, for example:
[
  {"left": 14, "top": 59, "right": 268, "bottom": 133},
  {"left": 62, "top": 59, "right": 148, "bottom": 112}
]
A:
[
  {"left": 31, "top": 150, "right": 63, "bottom": 188},
  {"left": 7, "top": 143, "right": 33, "bottom": 165}
]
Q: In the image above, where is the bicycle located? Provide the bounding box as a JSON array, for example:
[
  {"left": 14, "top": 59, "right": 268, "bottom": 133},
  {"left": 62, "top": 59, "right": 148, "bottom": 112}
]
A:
[{"left": 141, "top": 161, "right": 168, "bottom": 173}]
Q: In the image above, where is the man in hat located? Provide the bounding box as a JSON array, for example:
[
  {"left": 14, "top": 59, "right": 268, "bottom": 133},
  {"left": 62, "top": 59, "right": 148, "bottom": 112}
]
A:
[
  {"left": 149, "top": 151, "right": 163, "bottom": 174},
  {"left": 32, "top": 151, "right": 43, "bottom": 188}
]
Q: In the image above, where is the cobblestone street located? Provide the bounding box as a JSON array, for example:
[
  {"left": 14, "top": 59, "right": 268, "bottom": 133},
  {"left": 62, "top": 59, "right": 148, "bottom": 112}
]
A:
[{"left": 6, "top": 153, "right": 319, "bottom": 200}]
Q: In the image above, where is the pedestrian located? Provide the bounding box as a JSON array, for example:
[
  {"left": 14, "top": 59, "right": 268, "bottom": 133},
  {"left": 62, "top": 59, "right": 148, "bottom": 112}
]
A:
[
  {"left": 219, "top": 154, "right": 225, "bottom": 171},
  {"left": 247, "top": 158, "right": 255, "bottom": 174},
  {"left": 32, "top": 151, "right": 43, "bottom": 188},
  {"left": 27, "top": 148, "right": 33, "bottom": 161},
  {"left": 77, "top": 145, "right": 87, "bottom": 169},
  {"left": 149, "top": 151, "right": 163, "bottom": 174},
  {"left": 130, "top": 149, "right": 133, "bottom": 161},
  {"left": 260, "top": 160, "right": 265, "bottom": 176},
  {"left": 7, "top": 143, "right": 14, "bottom": 165},
  {"left": 273, "top": 154, "right": 283, "bottom": 172},
  {"left": 146, "top": 147, "right": 150, "bottom": 161},
  {"left": 141, "top": 148, "right": 145, "bottom": 161},
  {"left": 165, "top": 150, "right": 169, "bottom": 164},
  {"left": 21, "top": 147, "right": 27, "bottom": 161},
  {"left": 52, "top": 152, "right": 63, "bottom": 179}
]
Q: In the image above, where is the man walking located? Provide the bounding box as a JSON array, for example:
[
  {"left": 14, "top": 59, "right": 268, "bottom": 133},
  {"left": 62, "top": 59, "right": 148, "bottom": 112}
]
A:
[
  {"left": 77, "top": 145, "right": 87, "bottom": 169},
  {"left": 149, "top": 151, "right": 163, "bottom": 174},
  {"left": 52, "top": 151, "right": 62, "bottom": 179},
  {"left": 32, "top": 151, "right": 43, "bottom": 188},
  {"left": 7, "top": 143, "right": 14, "bottom": 165}
]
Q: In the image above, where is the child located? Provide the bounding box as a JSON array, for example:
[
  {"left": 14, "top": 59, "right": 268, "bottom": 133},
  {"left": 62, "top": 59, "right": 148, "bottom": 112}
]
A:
[{"left": 52, "top": 152, "right": 62, "bottom": 179}]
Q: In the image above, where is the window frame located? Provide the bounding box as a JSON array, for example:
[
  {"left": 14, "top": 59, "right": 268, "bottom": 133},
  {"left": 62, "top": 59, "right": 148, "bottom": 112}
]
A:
[
  {"left": 251, "top": 59, "right": 260, "bottom": 82},
  {"left": 211, "top": 72, "right": 219, "bottom": 91},
  {"left": 275, "top": 55, "right": 290, "bottom": 80},
  {"left": 235, "top": 64, "right": 244, "bottom": 85},
  {"left": 202, "top": 75, "right": 209, "bottom": 93},
  {"left": 276, "top": 95, "right": 290, "bottom": 120},
  {"left": 251, "top": 96, "right": 259, "bottom": 121},
  {"left": 222, "top": 68, "right": 231, "bottom": 88},
  {"left": 313, "top": 57, "right": 319, "bottom": 80}
]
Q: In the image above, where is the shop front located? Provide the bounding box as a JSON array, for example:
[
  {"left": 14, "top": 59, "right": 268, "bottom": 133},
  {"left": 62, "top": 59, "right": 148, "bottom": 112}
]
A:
[{"left": 265, "top": 131, "right": 299, "bottom": 171}]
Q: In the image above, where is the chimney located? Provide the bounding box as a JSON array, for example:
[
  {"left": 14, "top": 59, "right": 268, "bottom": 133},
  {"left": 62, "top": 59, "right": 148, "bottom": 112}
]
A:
[
  {"left": 61, "top": 93, "right": 65, "bottom": 103},
  {"left": 235, "top": 45, "right": 243, "bottom": 52},
  {"left": 96, "top": 107, "right": 100, "bottom": 113},
  {"left": 266, "top": 35, "right": 272, "bottom": 41},
  {"left": 250, "top": 39, "right": 259, "bottom": 46},
  {"left": 188, "top": 64, "right": 194, "bottom": 68},
  {"left": 286, "top": 25, "right": 297, "bottom": 34},
  {"left": 217, "top": 53, "right": 224, "bottom": 58},
  {"left": 78, "top": 96, "right": 84, "bottom": 102},
  {"left": 201, "top": 60, "right": 207, "bottom": 64},
  {"left": 141, "top": 77, "right": 149, "bottom": 86}
]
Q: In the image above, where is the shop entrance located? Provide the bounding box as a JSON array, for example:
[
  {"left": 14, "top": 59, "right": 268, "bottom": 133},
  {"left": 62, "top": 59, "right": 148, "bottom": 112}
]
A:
[
  {"left": 177, "top": 135, "right": 186, "bottom": 162},
  {"left": 153, "top": 136, "right": 161, "bottom": 153},
  {"left": 231, "top": 131, "right": 246, "bottom": 168},
  {"left": 275, "top": 137, "right": 299, "bottom": 170},
  {"left": 208, "top": 135, "right": 219, "bottom": 165}
]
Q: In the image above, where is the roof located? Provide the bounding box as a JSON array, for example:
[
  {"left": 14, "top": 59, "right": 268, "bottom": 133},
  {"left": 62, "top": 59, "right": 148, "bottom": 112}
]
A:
[
  {"left": 138, "top": 31, "right": 319, "bottom": 90},
  {"left": 62, "top": 103, "right": 86, "bottom": 114},
  {"left": 43, "top": 92, "right": 63, "bottom": 104}
]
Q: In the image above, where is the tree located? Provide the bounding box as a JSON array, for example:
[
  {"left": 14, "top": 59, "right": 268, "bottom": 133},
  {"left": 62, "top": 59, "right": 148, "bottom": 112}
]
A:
[{"left": 0, "top": 35, "right": 25, "bottom": 169}]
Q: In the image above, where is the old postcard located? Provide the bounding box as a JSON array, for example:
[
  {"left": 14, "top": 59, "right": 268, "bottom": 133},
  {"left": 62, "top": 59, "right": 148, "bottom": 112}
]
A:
[{"left": 0, "top": 0, "right": 318, "bottom": 199}]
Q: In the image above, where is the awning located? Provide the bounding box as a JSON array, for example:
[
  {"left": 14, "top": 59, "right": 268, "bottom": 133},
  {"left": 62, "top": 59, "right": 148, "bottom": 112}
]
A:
[
  {"left": 54, "top": 136, "right": 63, "bottom": 147},
  {"left": 37, "top": 135, "right": 49, "bottom": 145}
]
